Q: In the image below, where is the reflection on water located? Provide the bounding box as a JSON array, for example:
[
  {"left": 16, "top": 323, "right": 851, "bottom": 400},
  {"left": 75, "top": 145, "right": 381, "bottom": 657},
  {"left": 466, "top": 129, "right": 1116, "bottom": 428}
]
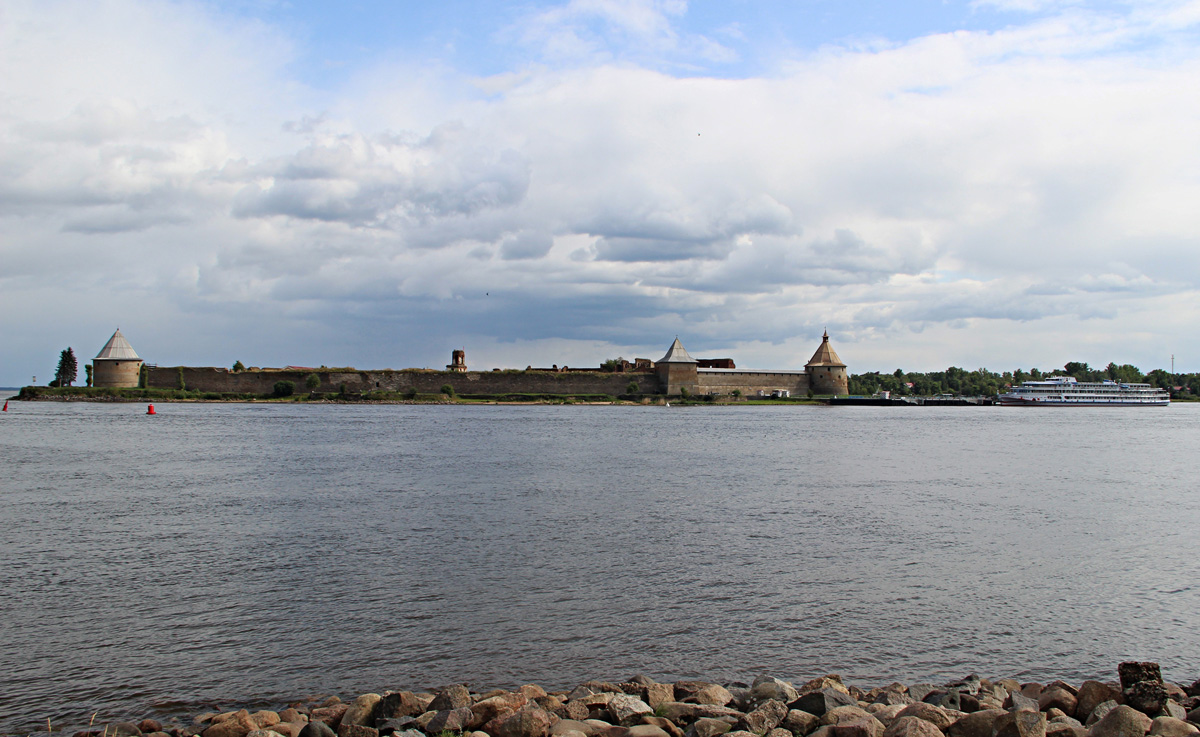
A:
[{"left": 1, "top": 403, "right": 1199, "bottom": 732}]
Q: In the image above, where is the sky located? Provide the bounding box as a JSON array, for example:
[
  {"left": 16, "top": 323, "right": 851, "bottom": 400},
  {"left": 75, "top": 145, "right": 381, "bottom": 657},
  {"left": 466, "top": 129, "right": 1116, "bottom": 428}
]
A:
[{"left": 3, "top": 0, "right": 1200, "bottom": 386}]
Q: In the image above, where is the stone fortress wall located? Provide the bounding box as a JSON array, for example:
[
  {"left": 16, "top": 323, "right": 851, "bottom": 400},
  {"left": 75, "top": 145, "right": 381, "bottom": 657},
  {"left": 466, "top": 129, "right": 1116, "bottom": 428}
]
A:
[
  {"left": 698, "top": 370, "right": 811, "bottom": 396},
  {"left": 146, "top": 366, "right": 654, "bottom": 397},
  {"left": 137, "top": 334, "right": 849, "bottom": 398}
]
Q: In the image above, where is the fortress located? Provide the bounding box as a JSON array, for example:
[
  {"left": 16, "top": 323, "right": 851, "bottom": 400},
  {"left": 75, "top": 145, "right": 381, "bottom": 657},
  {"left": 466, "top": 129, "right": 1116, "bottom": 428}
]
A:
[{"left": 89, "top": 330, "right": 848, "bottom": 398}]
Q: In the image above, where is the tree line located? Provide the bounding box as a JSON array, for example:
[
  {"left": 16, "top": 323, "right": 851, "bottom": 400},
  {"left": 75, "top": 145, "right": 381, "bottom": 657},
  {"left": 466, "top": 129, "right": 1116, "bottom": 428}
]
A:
[{"left": 849, "top": 362, "right": 1200, "bottom": 399}]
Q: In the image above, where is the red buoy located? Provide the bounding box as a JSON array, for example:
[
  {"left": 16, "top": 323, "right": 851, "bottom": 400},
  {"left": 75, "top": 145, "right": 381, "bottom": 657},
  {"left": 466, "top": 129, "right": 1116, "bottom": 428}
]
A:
[
  {"left": 2, "top": 400, "right": 7, "bottom": 412},
  {"left": 147, "top": 404, "right": 156, "bottom": 415}
]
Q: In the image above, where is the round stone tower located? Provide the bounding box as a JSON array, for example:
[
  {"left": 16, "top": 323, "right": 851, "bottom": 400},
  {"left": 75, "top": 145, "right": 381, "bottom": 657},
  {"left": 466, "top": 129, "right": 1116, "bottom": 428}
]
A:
[
  {"left": 655, "top": 337, "right": 699, "bottom": 396},
  {"left": 805, "top": 330, "right": 848, "bottom": 395},
  {"left": 93, "top": 329, "right": 143, "bottom": 388}
]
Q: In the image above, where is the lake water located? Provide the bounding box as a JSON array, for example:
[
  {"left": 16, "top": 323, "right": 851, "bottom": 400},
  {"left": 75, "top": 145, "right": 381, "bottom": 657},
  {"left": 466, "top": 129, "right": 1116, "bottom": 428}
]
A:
[{"left": 2, "top": 402, "right": 1199, "bottom": 733}]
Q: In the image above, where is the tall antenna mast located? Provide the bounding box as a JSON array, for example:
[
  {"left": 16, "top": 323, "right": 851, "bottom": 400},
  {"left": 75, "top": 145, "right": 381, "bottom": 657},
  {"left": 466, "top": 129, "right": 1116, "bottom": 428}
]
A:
[{"left": 1171, "top": 354, "right": 1175, "bottom": 374}]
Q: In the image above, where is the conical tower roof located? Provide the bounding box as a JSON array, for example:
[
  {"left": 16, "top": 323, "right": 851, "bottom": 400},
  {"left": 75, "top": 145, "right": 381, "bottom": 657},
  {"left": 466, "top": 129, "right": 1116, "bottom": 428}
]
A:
[
  {"left": 95, "top": 329, "right": 140, "bottom": 361},
  {"left": 806, "top": 330, "right": 845, "bottom": 368},
  {"left": 657, "top": 337, "right": 698, "bottom": 364}
]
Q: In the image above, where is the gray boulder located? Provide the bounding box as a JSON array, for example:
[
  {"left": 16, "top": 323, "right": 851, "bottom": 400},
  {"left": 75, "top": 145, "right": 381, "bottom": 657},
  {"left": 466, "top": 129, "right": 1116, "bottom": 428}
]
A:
[
  {"left": 1046, "top": 725, "right": 1086, "bottom": 737},
  {"left": 782, "top": 711, "right": 820, "bottom": 736},
  {"left": 820, "top": 708, "right": 877, "bottom": 728},
  {"left": 1087, "top": 703, "right": 1120, "bottom": 728},
  {"left": 1088, "top": 705, "right": 1153, "bottom": 737},
  {"left": 641, "top": 716, "right": 685, "bottom": 737},
  {"left": 696, "top": 686, "right": 735, "bottom": 707},
  {"left": 881, "top": 717, "right": 942, "bottom": 737},
  {"left": 646, "top": 685, "right": 677, "bottom": 709},
  {"left": 907, "top": 687, "right": 939, "bottom": 704},
  {"left": 1076, "top": 685, "right": 1122, "bottom": 724},
  {"left": 793, "top": 690, "right": 859, "bottom": 717},
  {"left": 751, "top": 679, "right": 799, "bottom": 708},
  {"left": 799, "top": 678, "right": 851, "bottom": 697},
  {"left": 299, "top": 722, "right": 337, "bottom": 737},
  {"left": 894, "top": 703, "right": 953, "bottom": 731},
  {"left": 496, "top": 709, "right": 556, "bottom": 737},
  {"left": 343, "top": 696, "right": 384, "bottom": 728},
  {"left": 425, "top": 708, "right": 473, "bottom": 734},
  {"left": 1148, "top": 718, "right": 1199, "bottom": 737},
  {"left": 995, "top": 711, "right": 1047, "bottom": 737},
  {"left": 865, "top": 705, "right": 906, "bottom": 724},
  {"left": 376, "top": 693, "right": 432, "bottom": 722},
  {"left": 1011, "top": 693, "right": 1040, "bottom": 713},
  {"left": 609, "top": 696, "right": 654, "bottom": 727},
  {"left": 947, "top": 709, "right": 1007, "bottom": 737},
  {"left": 429, "top": 685, "right": 473, "bottom": 712},
  {"left": 686, "top": 719, "right": 733, "bottom": 737},
  {"left": 551, "top": 721, "right": 596, "bottom": 737},
  {"left": 738, "top": 700, "right": 788, "bottom": 735},
  {"left": 874, "top": 692, "right": 914, "bottom": 707},
  {"left": 1041, "top": 689, "right": 1079, "bottom": 717}
]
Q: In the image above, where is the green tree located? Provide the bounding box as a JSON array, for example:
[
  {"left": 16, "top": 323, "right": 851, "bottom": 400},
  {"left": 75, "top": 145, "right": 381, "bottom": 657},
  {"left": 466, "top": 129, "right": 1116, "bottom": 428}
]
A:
[
  {"left": 1146, "top": 369, "right": 1173, "bottom": 391},
  {"left": 273, "top": 381, "right": 295, "bottom": 397},
  {"left": 1062, "top": 361, "right": 1103, "bottom": 381},
  {"left": 305, "top": 373, "right": 321, "bottom": 390},
  {"left": 54, "top": 348, "right": 78, "bottom": 387},
  {"left": 176, "top": 367, "right": 186, "bottom": 390},
  {"left": 85, "top": 363, "right": 93, "bottom": 387},
  {"left": 1104, "top": 363, "right": 1144, "bottom": 383},
  {"left": 440, "top": 383, "right": 455, "bottom": 397},
  {"left": 625, "top": 381, "right": 639, "bottom": 394},
  {"left": 139, "top": 363, "right": 148, "bottom": 388},
  {"left": 232, "top": 360, "right": 245, "bottom": 372}
]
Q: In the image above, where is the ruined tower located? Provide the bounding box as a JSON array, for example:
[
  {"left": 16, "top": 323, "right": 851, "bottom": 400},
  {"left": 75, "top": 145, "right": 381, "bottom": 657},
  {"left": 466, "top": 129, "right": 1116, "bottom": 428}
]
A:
[
  {"left": 93, "top": 329, "right": 143, "bottom": 388},
  {"left": 805, "top": 330, "right": 849, "bottom": 395},
  {"left": 447, "top": 349, "right": 467, "bottom": 372}
]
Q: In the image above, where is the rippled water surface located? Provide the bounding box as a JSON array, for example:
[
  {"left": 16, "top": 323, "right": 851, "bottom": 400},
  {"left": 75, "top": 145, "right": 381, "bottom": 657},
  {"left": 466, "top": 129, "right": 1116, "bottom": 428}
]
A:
[{"left": 2, "top": 402, "right": 1199, "bottom": 732}]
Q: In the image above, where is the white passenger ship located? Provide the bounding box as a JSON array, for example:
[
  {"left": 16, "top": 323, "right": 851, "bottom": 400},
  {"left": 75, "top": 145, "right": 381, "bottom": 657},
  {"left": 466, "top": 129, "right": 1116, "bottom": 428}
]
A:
[{"left": 999, "top": 376, "right": 1169, "bottom": 406}]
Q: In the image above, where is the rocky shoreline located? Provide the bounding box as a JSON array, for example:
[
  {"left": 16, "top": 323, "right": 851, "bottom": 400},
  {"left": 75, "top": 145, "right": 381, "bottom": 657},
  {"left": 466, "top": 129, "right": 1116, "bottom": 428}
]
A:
[{"left": 34, "top": 663, "right": 1200, "bottom": 737}]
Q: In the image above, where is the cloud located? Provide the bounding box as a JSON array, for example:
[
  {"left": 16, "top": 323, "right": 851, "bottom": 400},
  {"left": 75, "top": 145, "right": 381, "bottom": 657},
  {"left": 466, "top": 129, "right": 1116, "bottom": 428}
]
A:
[
  {"left": 232, "top": 126, "right": 531, "bottom": 229},
  {"left": 500, "top": 231, "right": 554, "bottom": 260},
  {"left": 505, "top": 0, "right": 736, "bottom": 68}
]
